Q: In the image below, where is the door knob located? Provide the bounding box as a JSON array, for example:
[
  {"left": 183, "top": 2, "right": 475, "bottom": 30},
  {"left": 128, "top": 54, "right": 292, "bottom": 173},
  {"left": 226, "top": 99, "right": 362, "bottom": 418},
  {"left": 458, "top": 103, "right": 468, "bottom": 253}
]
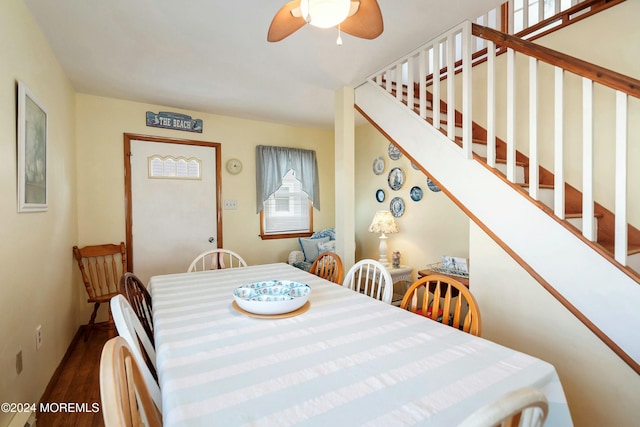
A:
[{"left": 208, "top": 237, "right": 215, "bottom": 243}]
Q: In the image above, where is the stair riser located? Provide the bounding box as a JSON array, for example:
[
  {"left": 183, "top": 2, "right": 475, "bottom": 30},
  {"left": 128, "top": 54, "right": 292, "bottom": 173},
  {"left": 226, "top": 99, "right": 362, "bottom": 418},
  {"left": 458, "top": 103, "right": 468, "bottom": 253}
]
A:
[
  {"left": 626, "top": 253, "right": 640, "bottom": 271},
  {"left": 567, "top": 216, "right": 599, "bottom": 236},
  {"left": 494, "top": 162, "right": 526, "bottom": 183}
]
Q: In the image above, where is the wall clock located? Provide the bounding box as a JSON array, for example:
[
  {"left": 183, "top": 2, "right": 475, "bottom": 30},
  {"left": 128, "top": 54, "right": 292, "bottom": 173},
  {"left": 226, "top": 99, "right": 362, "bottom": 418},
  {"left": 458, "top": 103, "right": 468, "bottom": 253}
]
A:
[{"left": 226, "top": 158, "right": 243, "bottom": 174}]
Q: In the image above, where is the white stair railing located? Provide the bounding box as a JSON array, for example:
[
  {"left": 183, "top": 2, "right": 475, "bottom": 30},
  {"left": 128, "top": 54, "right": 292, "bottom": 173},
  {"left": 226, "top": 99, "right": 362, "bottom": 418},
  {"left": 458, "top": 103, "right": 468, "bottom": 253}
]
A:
[
  {"left": 362, "top": 19, "right": 640, "bottom": 270},
  {"left": 369, "top": 21, "right": 473, "bottom": 160}
]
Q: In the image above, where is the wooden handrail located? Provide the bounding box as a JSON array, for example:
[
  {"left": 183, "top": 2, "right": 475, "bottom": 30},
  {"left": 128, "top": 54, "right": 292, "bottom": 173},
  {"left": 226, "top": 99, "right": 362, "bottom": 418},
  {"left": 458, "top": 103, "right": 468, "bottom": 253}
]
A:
[
  {"left": 472, "top": 23, "right": 640, "bottom": 99},
  {"left": 512, "top": 0, "right": 625, "bottom": 42}
]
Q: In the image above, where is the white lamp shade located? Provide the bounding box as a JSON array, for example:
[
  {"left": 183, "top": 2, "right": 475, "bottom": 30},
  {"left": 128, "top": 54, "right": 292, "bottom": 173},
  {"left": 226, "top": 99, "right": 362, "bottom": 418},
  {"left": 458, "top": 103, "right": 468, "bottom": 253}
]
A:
[
  {"left": 369, "top": 211, "right": 399, "bottom": 235},
  {"left": 299, "top": 0, "right": 352, "bottom": 28}
]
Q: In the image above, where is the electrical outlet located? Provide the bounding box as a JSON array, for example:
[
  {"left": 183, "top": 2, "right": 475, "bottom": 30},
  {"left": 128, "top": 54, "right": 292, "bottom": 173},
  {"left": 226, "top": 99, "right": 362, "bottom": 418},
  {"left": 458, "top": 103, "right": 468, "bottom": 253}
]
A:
[
  {"left": 223, "top": 199, "right": 237, "bottom": 210},
  {"left": 16, "top": 350, "right": 22, "bottom": 374},
  {"left": 36, "top": 325, "right": 42, "bottom": 350}
]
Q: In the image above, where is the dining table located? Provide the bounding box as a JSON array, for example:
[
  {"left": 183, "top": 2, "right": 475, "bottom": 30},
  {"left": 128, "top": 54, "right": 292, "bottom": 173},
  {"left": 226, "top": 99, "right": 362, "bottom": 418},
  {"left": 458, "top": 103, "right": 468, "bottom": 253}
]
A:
[{"left": 148, "top": 262, "right": 573, "bottom": 426}]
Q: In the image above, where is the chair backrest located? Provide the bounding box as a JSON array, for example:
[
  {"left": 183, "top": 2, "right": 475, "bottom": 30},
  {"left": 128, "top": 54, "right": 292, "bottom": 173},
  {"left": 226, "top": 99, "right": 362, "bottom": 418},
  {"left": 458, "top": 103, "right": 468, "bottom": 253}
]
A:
[
  {"left": 110, "top": 295, "right": 161, "bottom": 411},
  {"left": 400, "top": 274, "right": 482, "bottom": 336},
  {"left": 73, "top": 242, "right": 127, "bottom": 299},
  {"left": 100, "top": 336, "right": 162, "bottom": 427},
  {"left": 342, "top": 259, "right": 393, "bottom": 304},
  {"left": 119, "top": 273, "right": 154, "bottom": 345},
  {"left": 458, "top": 387, "right": 549, "bottom": 427},
  {"left": 187, "top": 248, "right": 247, "bottom": 273},
  {"left": 310, "top": 251, "right": 344, "bottom": 284}
]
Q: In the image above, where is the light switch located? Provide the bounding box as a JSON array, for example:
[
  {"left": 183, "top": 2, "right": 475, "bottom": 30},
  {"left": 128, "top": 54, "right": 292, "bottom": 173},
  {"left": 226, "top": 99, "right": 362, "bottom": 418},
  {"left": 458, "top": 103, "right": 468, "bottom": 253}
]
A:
[{"left": 224, "top": 200, "right": 237, "bottom": 210}]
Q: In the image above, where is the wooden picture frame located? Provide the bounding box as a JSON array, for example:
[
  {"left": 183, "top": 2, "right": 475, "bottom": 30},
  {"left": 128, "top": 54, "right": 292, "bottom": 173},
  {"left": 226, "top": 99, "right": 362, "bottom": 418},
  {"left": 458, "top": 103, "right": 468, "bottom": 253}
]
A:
[{"left": 17, "top": 81, "right": 48, "bottom": 212}]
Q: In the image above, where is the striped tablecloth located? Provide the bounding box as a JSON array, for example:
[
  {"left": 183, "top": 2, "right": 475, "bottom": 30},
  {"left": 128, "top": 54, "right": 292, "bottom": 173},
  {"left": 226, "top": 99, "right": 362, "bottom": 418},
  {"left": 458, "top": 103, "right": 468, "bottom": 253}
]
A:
[{"left": 149, "top": 263, "right": 572, "bottom": 426}]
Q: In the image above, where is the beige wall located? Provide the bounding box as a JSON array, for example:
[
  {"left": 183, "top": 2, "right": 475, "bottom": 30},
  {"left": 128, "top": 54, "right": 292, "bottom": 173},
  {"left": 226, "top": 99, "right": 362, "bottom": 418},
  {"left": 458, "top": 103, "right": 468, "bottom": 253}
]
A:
[
  {"left": 354, "top": 119, "right": 470, "bottom": 285},
  {"left": 470, "top": 223, "right": 640, "bottom": 426},
  {"left": 0, "top": 1, "right": 78, "bottom": 424},
  {"left": 75, "top": 94, "right": 335, "bottom": 319}
]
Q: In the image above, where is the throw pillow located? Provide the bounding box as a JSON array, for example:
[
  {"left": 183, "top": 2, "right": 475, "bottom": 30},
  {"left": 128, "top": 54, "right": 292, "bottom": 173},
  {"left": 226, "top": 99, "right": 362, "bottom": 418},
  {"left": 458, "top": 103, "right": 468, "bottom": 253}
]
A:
[
  {"left": 298, "top": 237, "right": 330, "bottom": 262},
  {"left": 317, "top": 240, "right": 336, "bottom": 254}
]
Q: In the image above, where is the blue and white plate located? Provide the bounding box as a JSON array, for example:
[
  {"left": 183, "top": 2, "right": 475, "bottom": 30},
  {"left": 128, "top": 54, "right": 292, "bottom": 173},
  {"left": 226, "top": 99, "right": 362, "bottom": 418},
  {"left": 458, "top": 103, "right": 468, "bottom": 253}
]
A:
[
  {"left": 427, "top": 177, "right": 441, "bottom": 192},
  {"left": 233, "top": 280, "right": 311, "bottom": 315},
  {"left": 372, "top": 157, "right": 385, "bottom": 175},
  {"left": 390, "top": 197, "right": 405, "bottom": 217},
  {"left": 388, "top": 167, "right": 405, "bottom": 191},
  {"left": 410, "top": 186, "right": 423, "bottom": 201},
  {"left": 376, "top": 189, "right": 386, "bottom": 203},
  {"left": 388, "top": 143, "right": 402, "bottom": 160}
]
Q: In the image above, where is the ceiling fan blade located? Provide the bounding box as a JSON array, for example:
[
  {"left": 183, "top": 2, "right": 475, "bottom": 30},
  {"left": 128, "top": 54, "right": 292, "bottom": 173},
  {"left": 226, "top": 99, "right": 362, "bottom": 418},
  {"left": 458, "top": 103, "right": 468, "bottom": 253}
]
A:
[
  {"left": 267, "top": 0, "right": 306, "bottom": 42},
  {"left": 340, "top": 0, "right": 383, "bottom": 39}
]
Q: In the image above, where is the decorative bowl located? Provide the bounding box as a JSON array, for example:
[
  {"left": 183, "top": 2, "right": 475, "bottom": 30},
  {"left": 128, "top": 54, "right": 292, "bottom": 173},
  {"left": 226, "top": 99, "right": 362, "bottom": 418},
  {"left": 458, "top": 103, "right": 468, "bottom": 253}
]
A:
[{"left": 233, "top": 280, "right": 311, "bottom": 315}]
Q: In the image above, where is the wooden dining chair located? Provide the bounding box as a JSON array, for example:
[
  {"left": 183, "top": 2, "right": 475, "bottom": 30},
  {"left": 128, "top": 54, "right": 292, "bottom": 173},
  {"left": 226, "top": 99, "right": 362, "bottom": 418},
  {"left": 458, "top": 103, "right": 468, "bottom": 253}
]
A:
[
  {"left": 458, "top": 387, "right": 549, "bottom": 427},
  {"left": 310, "top": 251, "right": 344, "bottom": 284},
  {"left": 342, "top": 259, "right": 393, "bottom": 304},
  {"left": 400, "top": 274, "right": 482, "bottom": 336},
  {"left": 110, "top": 295, "right": 162, "bottom": 411},
  {"left": 119, "top": 272, "right": 154, "bottom": 346},
  {"left": 187, "top": 248, "right": 247, "bottom": 272},
  {"left": 73, "top": 242, "right": 127, "bottom": 341},
  {"left": 100, "top": 336, "right": 162, "bottom": 427}
]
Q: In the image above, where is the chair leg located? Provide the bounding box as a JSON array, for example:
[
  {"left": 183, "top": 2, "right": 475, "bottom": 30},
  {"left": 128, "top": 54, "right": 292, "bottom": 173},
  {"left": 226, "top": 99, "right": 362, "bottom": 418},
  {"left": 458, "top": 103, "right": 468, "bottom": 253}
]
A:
[
  {"left": 84, "top": 302, "right": 100, "bottom": 341},
  {"left": 106, "top": 304, "right": 117, "bottom": 339}
]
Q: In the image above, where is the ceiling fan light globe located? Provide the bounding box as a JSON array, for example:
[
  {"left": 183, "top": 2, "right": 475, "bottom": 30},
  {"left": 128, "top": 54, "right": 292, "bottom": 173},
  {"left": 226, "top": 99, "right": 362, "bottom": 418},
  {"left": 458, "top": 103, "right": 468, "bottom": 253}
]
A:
[{"left": 299, "top": 0, "right": 351, "bottom": 29}]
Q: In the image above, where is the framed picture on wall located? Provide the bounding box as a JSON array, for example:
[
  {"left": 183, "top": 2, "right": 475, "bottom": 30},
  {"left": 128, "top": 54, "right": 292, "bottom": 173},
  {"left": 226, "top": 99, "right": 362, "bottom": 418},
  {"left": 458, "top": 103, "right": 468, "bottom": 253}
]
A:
[{"left": 17, "top": 81, "right": 48, "bottom": 212}]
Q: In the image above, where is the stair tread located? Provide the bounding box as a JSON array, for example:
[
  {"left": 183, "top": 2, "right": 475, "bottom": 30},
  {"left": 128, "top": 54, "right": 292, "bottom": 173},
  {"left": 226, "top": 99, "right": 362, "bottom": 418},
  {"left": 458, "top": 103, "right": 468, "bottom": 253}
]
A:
[
  {"left": 565, "top": 211, "right": 604, "bottom": 219},
  {"left": 519, "top": 183, "right": 555, "bottom": 189},
  {"left": 425, "top": 117, "right": 462, "bottom": 127},
  {"left": 597, "top": 239, "right": 640, "bottom": 256},
  {"left": 479, "top": 156, "right": 527, "bottom": 167},
  {"left": 454, "top": 136, "right": 489, "bottom": 145}
]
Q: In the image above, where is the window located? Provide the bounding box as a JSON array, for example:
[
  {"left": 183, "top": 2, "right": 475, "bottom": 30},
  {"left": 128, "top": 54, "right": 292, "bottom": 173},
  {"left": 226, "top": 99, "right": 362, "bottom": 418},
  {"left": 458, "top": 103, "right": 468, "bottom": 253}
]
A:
[
  {"left": 256, "top": 145, "right": 320, "bottom": 239},
  {"left": 261, "top": 170, "right": 312, "bottom": 237}
]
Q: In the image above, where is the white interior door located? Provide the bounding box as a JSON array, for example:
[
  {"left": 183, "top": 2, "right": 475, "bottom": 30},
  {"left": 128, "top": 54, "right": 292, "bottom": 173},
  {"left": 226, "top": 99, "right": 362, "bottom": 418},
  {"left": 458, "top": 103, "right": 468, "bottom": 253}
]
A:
[{"left": 130, "top": 140, "right": 218, "bottom": 284}]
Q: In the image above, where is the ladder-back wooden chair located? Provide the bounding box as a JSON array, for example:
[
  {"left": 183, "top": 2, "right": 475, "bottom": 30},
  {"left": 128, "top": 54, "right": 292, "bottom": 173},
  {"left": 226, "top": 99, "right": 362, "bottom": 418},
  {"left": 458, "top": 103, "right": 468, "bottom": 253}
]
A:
[
  {"left": 400, "top": 274, "right": 482, "bottom": 336},
  {"left": 99, "top": 336, "right": 162, "bottom": 427},
  {"left": 73, "top": 242, "right": 127, "bottom": 341},
  {"left": 342, "top": 259, "right": 393, "bottom": 304},
  {"left": 119, "top": 272, "right": 154, "bottom": 346},
  {"left": 310, "top": 251, "right": 344, "bottom": 284},
  {"left": 187, "top": 248, "right": 247, "bottom": 272},
  {"left": 110, "top": 295, "right": 161, "bottom": 410}
]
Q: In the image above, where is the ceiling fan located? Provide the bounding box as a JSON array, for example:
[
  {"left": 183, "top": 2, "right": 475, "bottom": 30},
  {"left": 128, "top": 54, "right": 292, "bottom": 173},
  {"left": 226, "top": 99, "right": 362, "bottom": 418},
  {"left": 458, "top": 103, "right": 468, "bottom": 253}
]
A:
[{"left": 267, "top": 0, "right": 383, "bottom": 43}]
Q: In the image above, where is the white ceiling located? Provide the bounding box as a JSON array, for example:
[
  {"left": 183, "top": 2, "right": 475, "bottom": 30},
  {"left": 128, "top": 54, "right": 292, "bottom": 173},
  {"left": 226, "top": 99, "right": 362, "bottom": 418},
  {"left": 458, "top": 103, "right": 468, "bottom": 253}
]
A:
[{"left": 25, "top": 0, "right": 503, "bottom": 129}]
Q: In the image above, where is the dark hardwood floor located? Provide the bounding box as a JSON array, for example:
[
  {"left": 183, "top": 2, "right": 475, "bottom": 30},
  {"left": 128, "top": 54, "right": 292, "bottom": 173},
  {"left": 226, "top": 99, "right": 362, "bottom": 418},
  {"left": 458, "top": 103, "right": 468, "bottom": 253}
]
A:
[{"left": 38, "top": 325, "right": 113, "bottom": 427}]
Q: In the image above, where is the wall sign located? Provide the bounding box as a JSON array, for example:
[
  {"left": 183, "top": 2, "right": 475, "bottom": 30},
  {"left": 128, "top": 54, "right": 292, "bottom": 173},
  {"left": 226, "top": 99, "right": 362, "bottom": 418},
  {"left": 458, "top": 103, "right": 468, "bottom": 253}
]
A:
[{"left": 146, "top": 111, "right": 203, "bottom": 133}]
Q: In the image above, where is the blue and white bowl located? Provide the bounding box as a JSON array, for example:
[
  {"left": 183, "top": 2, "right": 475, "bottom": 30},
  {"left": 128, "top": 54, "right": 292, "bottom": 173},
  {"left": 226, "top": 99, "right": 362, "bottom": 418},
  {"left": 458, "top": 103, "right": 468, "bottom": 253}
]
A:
[{"left": 233, "top": 280, "right": 311, "bottom": 315}]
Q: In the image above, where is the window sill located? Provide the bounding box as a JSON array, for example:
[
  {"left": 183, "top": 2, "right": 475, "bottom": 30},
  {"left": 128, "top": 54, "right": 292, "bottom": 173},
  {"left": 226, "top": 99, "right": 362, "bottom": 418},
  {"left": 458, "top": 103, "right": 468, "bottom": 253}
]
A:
[{"left": 260, "top": 231, "right": 313, "bottom": 240}]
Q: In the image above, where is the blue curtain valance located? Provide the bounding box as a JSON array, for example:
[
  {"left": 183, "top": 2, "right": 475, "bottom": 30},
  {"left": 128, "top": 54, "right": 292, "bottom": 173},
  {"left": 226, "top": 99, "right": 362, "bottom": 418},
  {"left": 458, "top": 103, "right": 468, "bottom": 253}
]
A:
[{"left": 255, "top": 145, "right": 320, "bottom": 213}]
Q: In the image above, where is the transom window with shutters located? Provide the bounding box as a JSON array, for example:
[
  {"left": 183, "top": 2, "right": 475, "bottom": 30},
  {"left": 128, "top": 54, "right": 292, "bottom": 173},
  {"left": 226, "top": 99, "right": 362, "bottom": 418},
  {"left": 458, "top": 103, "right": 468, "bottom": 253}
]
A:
[{"left": 256, "top": 145, "right": 320, "bottom": 239}]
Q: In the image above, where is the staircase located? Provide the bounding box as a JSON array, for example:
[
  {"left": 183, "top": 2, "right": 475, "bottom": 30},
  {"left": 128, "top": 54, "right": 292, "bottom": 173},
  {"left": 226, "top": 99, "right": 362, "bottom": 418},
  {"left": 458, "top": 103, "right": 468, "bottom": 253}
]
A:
[{"left": 354, "top": 10, "right": 640, "bottom": 374}]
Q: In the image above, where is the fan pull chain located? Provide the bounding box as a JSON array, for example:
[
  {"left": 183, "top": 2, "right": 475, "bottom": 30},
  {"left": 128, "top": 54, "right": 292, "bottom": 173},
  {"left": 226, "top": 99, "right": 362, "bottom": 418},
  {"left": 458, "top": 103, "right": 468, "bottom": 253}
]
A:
[
  {"left": 301, "top": 0, "right": 311, "bottom": 23},
  {"left": 336, "top": 24, "right": 343, "bottom": 46}
]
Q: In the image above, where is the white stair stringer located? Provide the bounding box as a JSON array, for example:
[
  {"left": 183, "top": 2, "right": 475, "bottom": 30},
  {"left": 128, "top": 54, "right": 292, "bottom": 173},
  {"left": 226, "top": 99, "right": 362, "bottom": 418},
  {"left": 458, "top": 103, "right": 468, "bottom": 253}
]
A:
[{"left": 355, "top": 80, "right": 640, "bottom": 366}]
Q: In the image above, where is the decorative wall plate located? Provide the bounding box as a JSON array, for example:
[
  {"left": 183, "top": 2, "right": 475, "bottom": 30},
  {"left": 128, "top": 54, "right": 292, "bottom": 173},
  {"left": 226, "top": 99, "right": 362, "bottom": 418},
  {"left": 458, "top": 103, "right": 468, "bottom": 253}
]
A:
[
  {"left": 388, "top": 143, "right": 402, "bottom": 160},
  {"left": 410, "top": 186, "right": 423, "bottom": 201},
  {"left": 390, "top": 197, "right": 405, "bottom": 217},
  {"left": 388, "top": 167, "right": 405, "bottom": 191},
  {"left": 372, "top": 157, "right": 385, "bottom": 175},
  {"left": 376, "top": 189, "right": 386, "bottom": 203},
  {"left": 427, "top": 177, "right": 442, "bottom": 192}
]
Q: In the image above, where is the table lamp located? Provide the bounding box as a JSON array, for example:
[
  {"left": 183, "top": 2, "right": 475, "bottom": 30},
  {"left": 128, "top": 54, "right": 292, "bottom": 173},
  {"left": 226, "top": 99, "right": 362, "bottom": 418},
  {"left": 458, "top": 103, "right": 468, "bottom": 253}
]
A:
[{"left": 368, "top": 210, "right": 399, "bottom": 268}]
